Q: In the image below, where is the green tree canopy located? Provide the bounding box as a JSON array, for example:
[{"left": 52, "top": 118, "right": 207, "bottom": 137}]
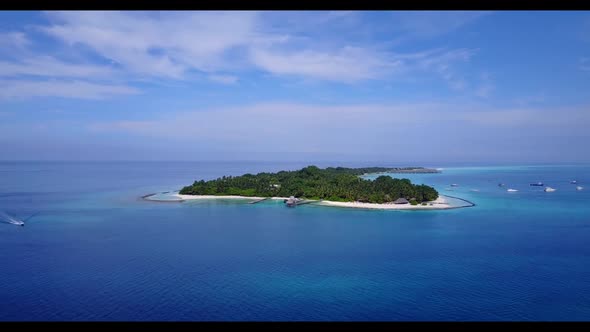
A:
[{"left": 179, "top": 166, "right": 438, "bottom": 203}]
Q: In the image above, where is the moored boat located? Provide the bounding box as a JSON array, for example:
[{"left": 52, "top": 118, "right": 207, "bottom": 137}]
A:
[
  {"left": 576, "top": 186, "right": 584, "bottom": 191},
  {"left": 285, "top": 196, "right": 300, "bottom": 207},
  {"left": 507, "top": 188, "right": 518, "bottom": 192},
  {"left": 530, "top": 182, "right": 544, "bottom": 186},
  {"left": 544, "top": 187, "right": 556, "bottom": 192}
]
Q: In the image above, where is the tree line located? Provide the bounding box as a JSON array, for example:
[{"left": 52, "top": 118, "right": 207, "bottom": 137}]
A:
[{"left": 179, "top": 165, "right": 439, "bottom": 203}]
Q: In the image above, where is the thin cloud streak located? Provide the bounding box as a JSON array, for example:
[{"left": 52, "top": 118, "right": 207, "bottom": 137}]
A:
[
  {"left": 0, "top": 56, "right": 117, "bottom": 79},
  {"left": 0, "top": 79, "right": 140, "bottom": 100}
]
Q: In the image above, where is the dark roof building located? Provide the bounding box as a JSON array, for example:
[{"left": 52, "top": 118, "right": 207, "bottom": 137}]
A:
[{"left": 393, "top": 198, "right": 409, "bottom": 204}]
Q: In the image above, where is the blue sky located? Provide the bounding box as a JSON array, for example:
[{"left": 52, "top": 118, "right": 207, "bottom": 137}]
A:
[{"left": 0, "top": 11, "right": 589, "bottom": 162}]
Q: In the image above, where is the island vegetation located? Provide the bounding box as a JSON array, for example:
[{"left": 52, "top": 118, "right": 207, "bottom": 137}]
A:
[
  {"left": 179, "top": 166, "right": 438, "bottom": 204},
  {"left": 386, "top": 167, "right": 441, "bottom": 174}
]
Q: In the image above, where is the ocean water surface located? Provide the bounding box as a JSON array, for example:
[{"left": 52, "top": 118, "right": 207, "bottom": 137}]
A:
[{"left": 1, "top": 161, "right": 589, "bottom": 321}]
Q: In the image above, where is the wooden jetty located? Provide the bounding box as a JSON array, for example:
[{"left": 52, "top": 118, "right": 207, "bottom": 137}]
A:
[
  {"left": 294, "top": 200, "right": 317, "bottom": 206},
  {"left": 249, "top": 197, "right": 270, "bottom": 204}
]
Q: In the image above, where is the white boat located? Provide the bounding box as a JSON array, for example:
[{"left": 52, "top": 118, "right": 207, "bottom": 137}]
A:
[
  {"left": 450, "top": 184, "right": 459, "bottom": 187},
  {"left": 544, "top": 187, "right": 556, "bottom": 192},
  {"left": 0, "top": 212, "right": 25, "bottom": 226},
  {"left": 576, "top": 186, "right": 584, "bottom": 191},
  {"left": 285, "top": 196, "right": 301, "bottom": 207},
  {"left": 571, "top": 180, "right": 577, "bottom": 184},
  {"left": 507, "top": 188, "right": 518, "bottom": 192}
]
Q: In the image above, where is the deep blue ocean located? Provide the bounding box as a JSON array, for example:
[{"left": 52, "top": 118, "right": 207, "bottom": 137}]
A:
[{"left": 1, "top": 161, "right": 589, "bottom": 321}]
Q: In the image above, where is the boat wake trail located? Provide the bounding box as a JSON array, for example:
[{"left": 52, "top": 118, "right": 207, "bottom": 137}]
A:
[{"left": 0, "top": 211, "right": 38, "bottom": 227}]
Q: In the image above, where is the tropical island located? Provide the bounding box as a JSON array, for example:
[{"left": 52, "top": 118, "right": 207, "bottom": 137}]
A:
[
  {"left": 381, "top": 167, "right": 441, "bottom": 174},
  {"left": 178, "top": 166, "right": 439, "bottom": 205}
]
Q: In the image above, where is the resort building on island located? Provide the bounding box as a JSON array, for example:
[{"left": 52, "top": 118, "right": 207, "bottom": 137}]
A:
[{"left": 393, "top": 198, "right": 409, "bottom": 204}]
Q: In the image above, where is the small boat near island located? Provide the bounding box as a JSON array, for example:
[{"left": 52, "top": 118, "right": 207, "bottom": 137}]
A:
[
  {"left": 284, "top": 196, "right": 298, "bottom": 207},
  {"left": 576, "top": 186, "right": 583, "bottom": 191},
  {"left": 284, "top": 197, "right": 316, "bottom": 207},
  {"left": 507, "top": 188, "right": 518, "bottom": 192},
  {"left": 530, "top": 182, "right": 544, "bottom": 186},
  {"left": 544, "top": 187, "right": 556, "bottom": 192},
  {"left": 285, "top": 198, "right": 296, "bottom": 207},
  {"left": 450, "top": 184, "right": 459, "bottom": 187}
]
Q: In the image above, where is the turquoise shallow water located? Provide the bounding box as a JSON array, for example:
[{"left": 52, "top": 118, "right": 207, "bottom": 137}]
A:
[{"left": 1, "top": 161, "right": 589, "bottom": 321}]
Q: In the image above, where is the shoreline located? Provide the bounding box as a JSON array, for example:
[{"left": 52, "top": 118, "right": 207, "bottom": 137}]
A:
[
  {"left": 315, "top": 195, "right": 466, "bottom": 210},
  {"left": 175, "top": 194, "right": 290, "bottom": 201},
  {"left": 143, "top": 193, "right": 291, "bottom": 202},
  {"left": 143, "top": 192, "right": 473, "bottom": 210}
]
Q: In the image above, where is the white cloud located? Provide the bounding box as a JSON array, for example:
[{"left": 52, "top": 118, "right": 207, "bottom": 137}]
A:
[
  {"left": 87, "top": 101, "right": 590, "bottom": 145},
  {"left": 459, "top": 107, "right": 590, "bottom": 128},
  {"left": 88, "top": 102, "right": 427, "bottom": 141},
  {"left": 0, "top": 55, "right": 117, "bottom": 79},
  {"left": 392, "top": 11, "right": 492, "bottom": 39},
  {"left": 35, "top": 11, "right": 484, "bottom": 85},
  {"left": 0, "top": 31, "right": 30, "bottom": 51},
  {"left": 208, "top": 74, "right": 238, "bottom": 84},
  {"left": 29, "top": 100, "right": 589, "bottom": 160},
  {"left": 250, "top": 46, "right": 402, "bottom": 82},
  {"left": 0, "top": 11, "right": 490, "bottom": 102},
  {"left": 413, "top": 48, "right": 477, "bottom": 90},
  {"left": 0, "top": 79, "right": 139, "bottom": 100},
  {"left": 40, "top": 11, "right": 261, "bottom": 79}
]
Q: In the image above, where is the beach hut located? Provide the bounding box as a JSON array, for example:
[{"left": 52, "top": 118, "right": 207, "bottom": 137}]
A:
[{"left": 393, "top": 198, "right": 409, "bottom": 204}]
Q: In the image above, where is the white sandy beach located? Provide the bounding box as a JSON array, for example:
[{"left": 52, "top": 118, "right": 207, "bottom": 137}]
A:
[
  {"left": 164, "top": 193, "right": 470, "bottom": 210},
  {"left": 317, "top": 195, "right": 456, "bottom": 210}
]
